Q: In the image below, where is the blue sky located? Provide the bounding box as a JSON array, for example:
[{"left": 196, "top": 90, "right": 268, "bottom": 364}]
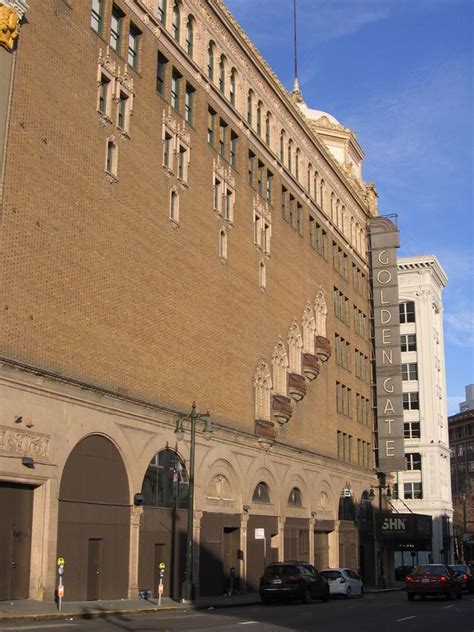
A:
[{"left": 225, "top": 0, "right": 474, "bottom": 414}]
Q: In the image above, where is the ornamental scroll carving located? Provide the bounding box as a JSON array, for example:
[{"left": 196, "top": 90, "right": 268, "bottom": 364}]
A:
[{"left": 0, "top": 425, "right": 51, "bottom": 459}]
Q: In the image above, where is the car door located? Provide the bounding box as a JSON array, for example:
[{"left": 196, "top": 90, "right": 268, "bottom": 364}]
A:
[
  {"left": 346, "top": 569, "right": 361, "bottom": 594},
  {"left": 308, "top": 565, "right": 325, "bottom": 597}
]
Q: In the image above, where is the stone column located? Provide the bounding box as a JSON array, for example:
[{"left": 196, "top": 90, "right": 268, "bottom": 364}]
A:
[
  {"left": 308, "top": 516, "right": 316, "bottom": 565},
  {"left": 128, "top": 505, "right": 143, "bottom": 598},
  {"left": 278, "top": 516, "right": 286, "bottom": 561},
  {"left": 192, "top": 510, "right": 203, "bottom": 598},
  {"left": 239, "top": 512, "right": 249, "bottom": 592},
  {"left": 328, "top": 521, "right": 340, "bottom": 567},
  {"left": 30, "top": 477, "right": 58, "bottom": 601}
]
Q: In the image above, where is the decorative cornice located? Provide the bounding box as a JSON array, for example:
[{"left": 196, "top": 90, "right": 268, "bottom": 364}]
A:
[{"left": 0, "top": 425, "right": 51, "bottom": 460}]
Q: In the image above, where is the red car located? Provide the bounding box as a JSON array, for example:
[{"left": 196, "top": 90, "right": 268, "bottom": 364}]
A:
[{"left": 406, "top": 564, "right": 463, "bottom": 601}]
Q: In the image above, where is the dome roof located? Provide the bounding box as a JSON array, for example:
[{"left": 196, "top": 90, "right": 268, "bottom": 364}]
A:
[{"left": 297, "top": 101, "right": 341, "bottom": 127}]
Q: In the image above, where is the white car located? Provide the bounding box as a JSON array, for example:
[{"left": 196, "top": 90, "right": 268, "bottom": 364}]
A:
[{"left": 320, "top": 568, "right": 364, "bottom": 598}]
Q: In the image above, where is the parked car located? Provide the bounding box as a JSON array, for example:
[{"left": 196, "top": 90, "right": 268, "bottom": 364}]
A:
[
  {"left": 448, "top": 564, "right": 474, "bottom": 593},
  {"left": 259, "top": 562, "right": 330, "bottom": 604},
  {"left": 406, "top": 564, "right": 463, "bottom": 600},
  {"left": 395, "top": 565, "right": 414, "bottom": 581},
  {"left": 320, "top": 568, "right": 364, "bottom": 598}
]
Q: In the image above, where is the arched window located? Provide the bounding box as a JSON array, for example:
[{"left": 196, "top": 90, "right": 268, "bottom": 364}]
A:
[
  {"left": 330, "top": 193, "right": 335, "bottom": 223},
  {"left": 254, "top": 358, "right": 272, "bottom": 420},
  {"left": 307, "top": 163, "right": 313, "bottom": 197},
  {"left": 288, "top": 487, "right": 303, "bottom": 507},
  {"left": 295, "top": 148, "right": 300, "bottom": 181},
  {"left": 256, "top": 101, "right": 263, "bottom": 137},
  {"left": 219, "top": 55, "right": 226, "bottom": 94},
  {"left": 319, "top": 179, "right": 325, "bottom": 210},
  {"left": 265, "top": 111, "right": 271, "bottom": 145},
  {"left": 314, "top": 171, "right": 319, "bottom": 202},
  {"left": 247, "top": 89, "right": 253, "bottom": 126},
  {"left": 272, "top": 337, "right": 288, "bottom": 396},
  {"left": 287, "top": 139, "right": 293, "bottom": 172},
  {"left": 229, "top": 68, "right": 236, "bottom": 106},
  {"left": 219, "top": 228, "right": 227, "bottom": 259},
  {"left": 280, "top": 130, "right": 285, "bottom": 162},
  {"left": 207, "top": 41, "right": 215, "bottom": 81},
  {"left": 141, "top": 448, "right": 189, "bottom": 508},
  {"left": 170, "top": 188, "right": 179, "bottom": 223},
  {"left": 252, "top": 481, "right": 271, "bottom": 504},
  {"left": 185, "top": 15, "right": 194, "bottom": 57},
  {"left": 259, "top": 260, "right": 266, "bottom": 289},
  {"left": 105, "top": 136, "right": 118, "bottom": 177},
  {"left": 206, "top": 474, "right": 234, "bottom": 501},
  {"left": 172, "top": 1, "right": 180, "bottom": 42},
  {"left": 341, "top": 205, "right": 346, "bottom": 235}
]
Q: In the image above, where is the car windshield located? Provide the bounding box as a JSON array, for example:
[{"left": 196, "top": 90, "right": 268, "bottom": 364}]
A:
[
  {"left": 413, "top": 565, "right": 447, "bottom": 576},
  {"left": 321, "top": 570, "right": 342, "bottom": 580},
  {"left": 264, "top": 565, "right": 299, "bottom": 578}
]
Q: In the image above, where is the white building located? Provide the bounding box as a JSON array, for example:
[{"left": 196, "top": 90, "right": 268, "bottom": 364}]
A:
[{"left": 391, "top": 255, "right": 453, "bottom": 565}]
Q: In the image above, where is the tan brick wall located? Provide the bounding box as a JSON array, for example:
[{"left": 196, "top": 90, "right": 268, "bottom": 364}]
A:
[{"left": 0, "top": 0, "right": 373, "bottom": 462}]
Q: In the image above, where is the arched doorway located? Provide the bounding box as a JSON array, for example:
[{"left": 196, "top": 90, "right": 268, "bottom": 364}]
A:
[
  {"left": 57, "top": 435, "right": 130, "bottom": 601},
  {"left": 138, "top": 448, "right": 188, "bottom": 599}
]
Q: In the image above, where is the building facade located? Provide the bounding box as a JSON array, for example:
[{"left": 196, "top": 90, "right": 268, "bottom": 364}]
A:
[
  {"left": 0, "top": 0, "right": 385, "bottom": 601},
  {"left": 390, "top": 256, "right": 453, "bottom": 566},
  {"left": 459, "top": 384, "right": 474, "bottom": 414},
  {"left": 449, "top": 407, "right": 474, "bottom": 561}
]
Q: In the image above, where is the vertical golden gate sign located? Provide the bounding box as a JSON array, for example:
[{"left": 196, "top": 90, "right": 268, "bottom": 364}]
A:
[{"left": 369, "top": 217, "right": 406, "bottom": 473}]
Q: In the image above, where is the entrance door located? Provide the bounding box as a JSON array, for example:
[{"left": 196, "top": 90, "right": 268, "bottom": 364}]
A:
[
  {"left": 87, "top": 539, "right": 103, "bottom": 600},
  {"left": 223, "top": 527, "right": 240, "bottom": 594},
  {"left": 0, "top": 483, "right": 34, "bottom": 600}
]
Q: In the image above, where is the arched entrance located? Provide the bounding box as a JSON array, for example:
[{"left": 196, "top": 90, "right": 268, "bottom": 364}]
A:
[
  {"left": 57, "top": 435, "right": 130, "bottom": 601},
  {"left": 138, "top": 448, "right": 188, "bottom": 600}
]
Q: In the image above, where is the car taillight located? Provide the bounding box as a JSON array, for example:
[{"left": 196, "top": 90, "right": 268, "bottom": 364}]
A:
[
  {"left": 439, "top": 576, "right": 447, "bottom": 583},
  {"left": 463, "top": 575, "right": 468, "bottom": 581},
  {"left": 406, "top": 576, "right": 413, "bottom": 582},
  {"left": 287, "top": 575, "right": 299, "bottom": 581}
]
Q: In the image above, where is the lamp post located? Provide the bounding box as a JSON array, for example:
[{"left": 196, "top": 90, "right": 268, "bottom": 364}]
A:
[
  {"left": 369, "top": 472, "right": 392, "bottom": 588},
  {"left": 175, "top": 401, "right": 212, "bottom": 602}
]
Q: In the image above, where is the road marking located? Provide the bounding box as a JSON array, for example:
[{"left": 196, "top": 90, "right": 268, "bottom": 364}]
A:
[
  {"left": 239, "top": 622, "right": 258, "bottom": 626},
  {"left": 1, "top": 626, "right": 75, "bottom": 631},
  {"left": 443, "top": 605, "right": 454, "bottom": 609},
  {"left": 396, "top": 616, "right": 417, "bottom": 622}
]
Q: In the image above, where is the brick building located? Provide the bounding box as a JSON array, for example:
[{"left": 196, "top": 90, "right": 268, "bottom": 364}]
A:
[{"left": 0, "top": 0, "right": 388, "bottom": 601}]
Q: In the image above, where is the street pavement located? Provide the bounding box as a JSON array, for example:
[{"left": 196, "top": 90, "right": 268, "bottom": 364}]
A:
[{"left": 0, "top": 590, "right": 473, "bottom": 632}]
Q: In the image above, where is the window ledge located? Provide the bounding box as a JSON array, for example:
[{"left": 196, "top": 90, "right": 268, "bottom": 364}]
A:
[
  {"left": 169, "top": 218, "right": 180, "bottom": 229},
  {"left": 117, "top": 128, "right": 131, "bottom": 141},
  {"left": 219, "top": 256, "right": 228, "bottom": 265},
  {"left": 97, "top": 112, "right": 113, "bottom": 126},
  {"left": 105, "top": 171, "right": 118, "bottom": 184},
  {"left": 162, "top": 165, "right": 174, "bottom": 178}
]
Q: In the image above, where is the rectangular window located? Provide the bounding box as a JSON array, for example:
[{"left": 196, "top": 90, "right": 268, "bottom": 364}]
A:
[
  {"left": 401, "top": 334, "right": 417, "bottom": 352},
  {"left": 404, "top": 421, "right": 421, "bottom": 439},
  {"left": 337, "top": 431, "right": 342, "bottom": 459},
  {"left": 177, "top": 144, "right": 188, "bottom": 182},
  {"left": 91, "top": 0, "right": 104, "bottom": 34},
  {"left": 402, "top": 363, "right": 418, "bottom": 381},
  {"left": 224, "top": 187, "right": 234, "bottom": 222},
  {"left": 213, "top": 177, "right": 222, "bottom": 213},
  {"left": 158, "top": 0, "right": 167, "bottom": 25},
  {"left": 400, "top": 301, "right": 415, "bottom": 324},
  {"left": 266, "top": 170, "right": 273, "bottom": 204},
  {"left": 171, "top": 68, "right": 182, "bottom": 111},
  {"left": 248, "top": 150, "right": 255, "bottom": 186},
  {"left": 281, "top": 187, "right": 287, "bottom": 220},
  {"left": 263, "top": 221, "right": 271, "bottom": 254},
  {"left": 207, "top": 107, "right": 216, "bottom": 146},
  {"left": 110, "top": 5, "right": 124, "bottom": 53},
  {"left": 98, "top": 73, "right": 112, "bottom": 117},
  {"left": 289, "top": 195, "right": 295, "bottom": 228},
  {"left": 403, "top": 392, "right": 419, "bottom": 410},
  {"left": 257, "top": 160, "right": 264, "bottom": 195},
  {"left": 230, "top": 131, "right": 238, "bottom": 169},
  {"left": 117, "top": 90, "right": 130, "bottom": 132},
  {"left": 184, "top": 83, "right": 195, "bottom": 124},
  {"left": 316, "top": 223, "right": 327, "bottom": 259},
  {"left": 296, "top": 202, "right": 302, "bottom": 235},
  {"left": 156, "top": 51, "right": 169, "bottom": 96},
  {"left": 254, "top": 211, "right": 263, "bottom": 247},
  {"left": 219, "top": 119, "right": 227, "bottom": 158},
  {"left": 127, "top": 23, "right": 141, "bottom": 69},
  {"left": 163, "top": 131, "right": 172, "bottom": 169},
  {"left": 406, "top": 452, "right": 422, "bottom": 470},
  {"left": 404, "top": 482, "right": 423, "bottom": 500}
]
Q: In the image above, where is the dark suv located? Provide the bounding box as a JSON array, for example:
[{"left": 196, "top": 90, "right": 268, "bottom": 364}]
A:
[
  {"left": 448, "top": 564, "right": 474, "bottom": 593},
  {"left": 259, "top": 562, "right": 329, "bottom": 604}
]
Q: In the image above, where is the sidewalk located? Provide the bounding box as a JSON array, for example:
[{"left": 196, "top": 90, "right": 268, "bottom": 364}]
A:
[{"left": 0, "top": 585, "right": 404, "bottom": 624}]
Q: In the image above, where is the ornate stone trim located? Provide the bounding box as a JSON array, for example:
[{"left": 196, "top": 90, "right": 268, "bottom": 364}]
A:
[{"left": 0, "top": 425, "right": 51, "bottom": 460}]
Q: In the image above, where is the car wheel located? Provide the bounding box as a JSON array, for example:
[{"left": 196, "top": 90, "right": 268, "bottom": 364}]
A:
[
  {"left": 407, "top": 593, "right": 415, "bottom": 601},
  {"left": 302, "top": 587, "right": 312, "bottom": 604},
  {"left": 360, "top": 586, "right": 364, "bottom": 597},
  {"left": 346, "top": 587, "right": 351, "bottom": 599},
  {"left": 446, "top": 588, "right": 454, "bottom": 601},
  {"left": 322, "top": 587, "right": 330, "bottom": 602}
]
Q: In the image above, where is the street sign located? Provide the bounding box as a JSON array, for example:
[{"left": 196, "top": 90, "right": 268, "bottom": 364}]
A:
[
  {"left": 255, "top": 528, "right": 265, "bottom": 540},
  {"left": 158, "top": 583, "right": 164, "bottom": 595},
  {"left": 57, "top": 557, "right": 65, "bottom": 566},
  {"left": 58, "top": 585, "right": 64, "bottom": 598},
  {"left": 159, "top": 562, "right": 166, "bottom": 570}
]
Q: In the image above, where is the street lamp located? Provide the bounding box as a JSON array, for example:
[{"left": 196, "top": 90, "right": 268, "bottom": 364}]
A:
[
  {"left": 369, "top": 472, "right": 392, "bottom": 588},
  {"left": 175, "top": 401, "right": 212, "bottom": 602}
]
